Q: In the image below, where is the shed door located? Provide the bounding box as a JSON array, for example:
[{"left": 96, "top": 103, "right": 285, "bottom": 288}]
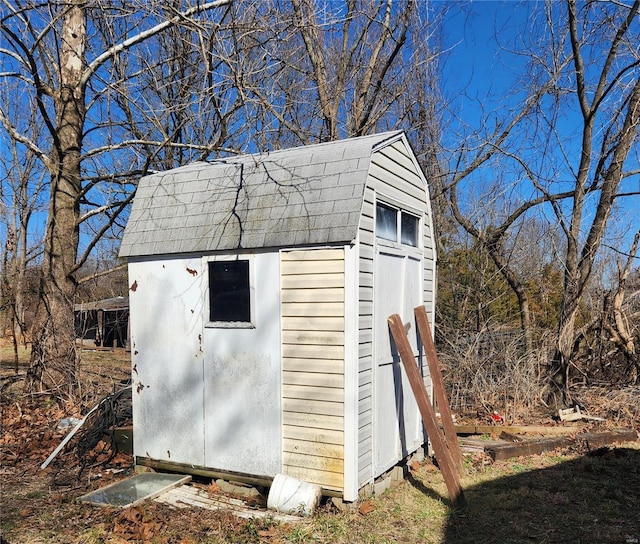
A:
[{"left": 373, "top": 246, "right": 423, "bottom": 476}]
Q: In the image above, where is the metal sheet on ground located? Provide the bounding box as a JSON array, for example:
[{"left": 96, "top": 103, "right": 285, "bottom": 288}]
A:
[{"left": 79, "top": 473, "right": 191, "bottom": 508}]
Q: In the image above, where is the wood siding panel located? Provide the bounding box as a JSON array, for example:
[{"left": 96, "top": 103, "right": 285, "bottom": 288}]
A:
[
  {"left": 282, "top": 411, "right": 344, "bottom": 431},
  {"left": 282, "top": 465, "right": 343, "bottom": 490},
  {"left": 282, "top": 344, "right": 344, "bottom": 360},
  {"left": 283, "top": 439, "right": 344, "bottom": 459},
  {"left": 282, "top": 273, "right": 344, "bottom": 289},
  {"left": 283, "top": 358, "right": 344, "bottom": 374},
  {"left": 282, "top": 330, "right": 345, "bottom": 346},
  {"left": 281, "top": 288, "right": 344, "bottom": 303},
  {"left": 282, "top": 384, "right": 344, "bottom": 403},
  {"left": 282, "top": 425, "right": 343, "bottom": 445},
  {"left": 282, "top": 316, "right": 344, "bottom": 331},
  {"left": 283, "top": 398, "right": 344, "bottom": 417},
  {"left": 283, "top": 371, "right": 343, "bottom": 389},
  {"left": 282, "top": 302, "right": 344, "bottom": 317},
  {"left": 281, "top": 249, "right": 345, "bottom": 493},
  {"left": 283, "top": 451, "right": 344, "bottom": 474}
]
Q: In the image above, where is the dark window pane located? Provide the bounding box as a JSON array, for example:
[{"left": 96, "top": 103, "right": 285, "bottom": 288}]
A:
[
  {"left": 209, "top": 261, "right": 250, "bottom": 322},
  {"left": 376, "top": 202, "right": 397, "bottom": 242},
  {"left": 401, "top": 212, "right": 419, "bottom": 247}
]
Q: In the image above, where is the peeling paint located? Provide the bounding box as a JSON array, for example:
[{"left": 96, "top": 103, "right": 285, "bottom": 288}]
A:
[
  {"left": 136, "top": 382, "right": 144, "bottom": 394},
  {"left": 186, "top": 267, "right": 198, "bottom": 276},
  {"left": 129, "top": 280, "right": 138, "bottom": 292}
]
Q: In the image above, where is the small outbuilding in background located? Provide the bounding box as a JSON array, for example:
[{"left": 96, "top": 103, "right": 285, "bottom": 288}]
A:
[
  {"left": 74, "top": 296, "right": 129, "bottom": 350},
  {"left": 119, "top": 131, "right": 436, "bottom": 502}
]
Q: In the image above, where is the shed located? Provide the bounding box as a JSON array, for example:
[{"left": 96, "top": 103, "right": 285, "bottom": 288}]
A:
[
  {"left": 74, "top": 296, "right": 129, "bottom": 349},
  {"left": 119, "top": 131, "right": 436, "bottom": 501}
]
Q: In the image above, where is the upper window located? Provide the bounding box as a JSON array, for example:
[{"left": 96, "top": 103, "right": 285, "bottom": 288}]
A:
[
  {"left": 375, "top": 202, "right": 420, "bottom": 247},
  {"left": 208, "top": 260, "right": 251, "bottom": 323}
]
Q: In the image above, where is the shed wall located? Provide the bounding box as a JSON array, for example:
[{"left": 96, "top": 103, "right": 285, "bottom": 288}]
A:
[
  {"left": 281, "top": 249, "right": 345, "bottom": 492},
  {"left": 356, "top": 138, "right": 436, "bottom": 487},
  {"left": 129, "top": 257, "right": 205, "bottom": 466}
]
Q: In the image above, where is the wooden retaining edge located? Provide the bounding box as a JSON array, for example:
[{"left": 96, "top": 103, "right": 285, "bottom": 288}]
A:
[
  {"left": 485, "top": 429, "right": 638, "bottom": 461},
  {"left": 452, "top": 424, "right": 585, "bottom": 436}
]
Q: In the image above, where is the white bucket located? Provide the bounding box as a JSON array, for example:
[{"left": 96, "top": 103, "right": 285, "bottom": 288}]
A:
[{"left": 267, "top": 473, "right": 322, "bottom": 516}]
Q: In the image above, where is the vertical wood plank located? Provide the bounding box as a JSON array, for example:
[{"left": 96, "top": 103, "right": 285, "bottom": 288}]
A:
[
  {"left": 414, "top": 305, "right": 465, "bottom": 475},
  {"left": 387, "top": 314, "right": 465, "bottom": 507}
]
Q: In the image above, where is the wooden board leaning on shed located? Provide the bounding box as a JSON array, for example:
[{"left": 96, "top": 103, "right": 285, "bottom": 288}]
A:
[{"left": 387, "top": 313, "right": 465, "bottom": 507}]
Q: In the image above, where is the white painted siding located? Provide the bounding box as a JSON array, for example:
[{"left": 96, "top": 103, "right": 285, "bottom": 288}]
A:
[
  {"left": 356, "top": 136, "right": 436, "bottom": 487},
  {"left": 129, "top": 257, "right": 205, "bottom": 466},
  {"left": 281, "top": 249, "right": 345, "bottom": 491}
]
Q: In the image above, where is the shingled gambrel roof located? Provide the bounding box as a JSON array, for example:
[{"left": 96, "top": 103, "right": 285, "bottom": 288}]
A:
[{"left": 119, "top": 131, "right": 404, "bottom": 258}]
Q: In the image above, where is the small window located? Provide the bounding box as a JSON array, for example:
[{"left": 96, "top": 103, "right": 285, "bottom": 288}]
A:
[
  {"left": 376, "top": 202, "right": 398, "bottom": 242},
  {"left": 208, "top": 260, "right": 250, "bottom": 323},
  {"left": 401, "top": 212, "right": 419, "bottom": 247},
  {"left": 376, "top": 201, "right": 420, "bottom": 248}
]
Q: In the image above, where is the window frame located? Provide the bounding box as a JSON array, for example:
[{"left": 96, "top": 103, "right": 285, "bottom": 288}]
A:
[
  {"left": 375, "top": 200, "right": 422, "bottom": 249},
  {"left": 205, "top": 255, "right": 256, "bottom": 329}
]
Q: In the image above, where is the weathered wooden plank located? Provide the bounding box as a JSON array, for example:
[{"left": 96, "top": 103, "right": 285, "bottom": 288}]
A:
[
  {"left": 281, "top": 302, "right": 344, "bottom": 316},
  {"left": 282, "top": 384, "right": 344, "bottom": 403},
  {"left": 282, "top": 274, "right": 344, "bottom": 290},
  {"left": 283, "top": 465, "right": 343, "bottom": 490},
  {"left": 388, "top": 314, "right": 465, "bottom": 507},
  {"left": 414, "top": 306, "right": 464, "bottom": 475},
  {"left": 283, "top": 358, "right": 344, "bottom": 374},
  {"left": 283, "top": 438, "right": 344, "bottom": 459},
  {"left": 282, "top": 330, "right": 345, "bottom": 346},
  {"left": 282, "top": 316, "right": 344, "bottom": 332},
  {"left": 453, "top": 424, "right": 585, "bottom": 436},
  {"left": 283, "top": 398, "right": 343, "bottom": 417},
  {"left": 283, "top": 371, "right": 343, "bottom": 389},
  {"left": 486, "top": 429, "right": 638, "bottom": 461},
  {"left": 155, "top": 486, "right": 302, "bottom": 522},
  {"left": 282, "top": 344, "right": 344, "bottom": 360},
  {"left": 281, "top": 288, "right": 344, "bottom": 304},
  {"left": 582, "top": 429, "right": 638, "bottom": 448},
  {"left": 281, "top": 249, "right": 344, "bottom": 262},
  {"left": 284, "top": 451, "right": 344, "bottom": 473},
  {"left": 282, "top": 424, "right": 344, "bottom": 445}
]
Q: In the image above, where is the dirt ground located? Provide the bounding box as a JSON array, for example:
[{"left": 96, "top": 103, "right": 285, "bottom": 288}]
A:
[{"left": 2, "top": 343, "right": 639, "bottom": 544}]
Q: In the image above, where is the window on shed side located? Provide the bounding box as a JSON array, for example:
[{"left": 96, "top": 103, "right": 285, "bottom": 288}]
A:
[
  {"left": 376, "top": 202, "right": 398, "bottom": 242},
  {"left": 208, "top": 260, "right": 251, "bottom": 323},
  {"left": 376, "top": 202, "right": 420, "bottom": 247}
]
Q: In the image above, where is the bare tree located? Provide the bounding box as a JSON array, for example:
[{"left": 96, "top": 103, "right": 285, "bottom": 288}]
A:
[
  {"left": 0, "top": 92, "right": 46, "bottom": 371},
  {"left": 223, "top": 0, "right": 441, "bottom": 146},
  {"left": 441, "top": 0, "right": 640, "bottom": 404},
  {"left": 1, "top": 0, "right": 232, "bottom": 397}
]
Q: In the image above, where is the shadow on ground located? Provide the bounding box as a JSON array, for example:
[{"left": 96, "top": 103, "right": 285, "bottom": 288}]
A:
[{"left": 442, "top": 447, "right": 640, "bottom": 544}]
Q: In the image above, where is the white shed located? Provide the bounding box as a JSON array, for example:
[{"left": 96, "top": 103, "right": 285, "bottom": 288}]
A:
[{"left": 119, "top": 131, "right": 436, "bottom": 501}]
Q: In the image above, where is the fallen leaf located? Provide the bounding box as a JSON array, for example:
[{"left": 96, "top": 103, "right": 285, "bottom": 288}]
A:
[
  {"left": 208, "top": 481, "right": 222, "bottom": 495},
  {"left": 358, "top": 500, "right": 376, "bottom": 515},
  {"left": 258, "top": 526, "right": 278, "bottom": 537}
]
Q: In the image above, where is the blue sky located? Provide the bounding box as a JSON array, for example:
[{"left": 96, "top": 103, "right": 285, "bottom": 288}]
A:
[{"left": 436, "top": 1, "right": 639, "bottom": 258}]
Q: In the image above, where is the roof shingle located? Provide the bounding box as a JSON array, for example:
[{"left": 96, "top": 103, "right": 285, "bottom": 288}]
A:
[{"left": 119, "top": 131, "right": 402, "bottom": 257}]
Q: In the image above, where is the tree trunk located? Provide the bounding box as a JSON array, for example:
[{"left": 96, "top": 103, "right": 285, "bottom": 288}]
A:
[{"left": 27, "top": 3, "right": 86, "bottom": 397}]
